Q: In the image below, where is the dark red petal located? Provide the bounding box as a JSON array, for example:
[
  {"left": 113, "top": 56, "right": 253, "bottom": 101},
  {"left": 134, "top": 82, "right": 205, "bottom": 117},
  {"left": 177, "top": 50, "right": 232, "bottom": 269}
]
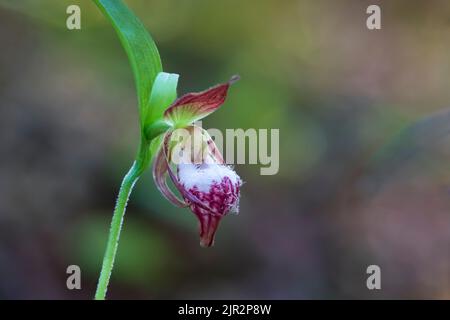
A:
[
  {"left": 164, "top": 75, "right": 239, "bottom": 125},
  {"left": 193, "top": 208, "right": 221, "bottom": 247}
]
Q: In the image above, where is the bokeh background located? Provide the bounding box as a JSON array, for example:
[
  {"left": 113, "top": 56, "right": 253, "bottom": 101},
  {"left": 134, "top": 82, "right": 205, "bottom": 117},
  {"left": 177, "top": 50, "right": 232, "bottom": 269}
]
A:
[{"left": 0, "top": 0, "right": 449, "bottom": 299}]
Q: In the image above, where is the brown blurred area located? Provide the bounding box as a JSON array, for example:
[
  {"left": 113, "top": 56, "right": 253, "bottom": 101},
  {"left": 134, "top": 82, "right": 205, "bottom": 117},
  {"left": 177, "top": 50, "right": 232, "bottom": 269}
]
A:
[{"left": 0, "top": 0, "right": 449, "bottom": 299}]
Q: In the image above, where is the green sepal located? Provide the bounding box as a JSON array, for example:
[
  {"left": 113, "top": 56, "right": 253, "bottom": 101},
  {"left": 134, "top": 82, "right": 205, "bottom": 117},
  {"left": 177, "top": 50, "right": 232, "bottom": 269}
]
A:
[
  {"left": 143, "top": 72, "right": 179, "bottom": 127},
  {"left": 144, "top": 119, "right": 171, "bottom": 142}
]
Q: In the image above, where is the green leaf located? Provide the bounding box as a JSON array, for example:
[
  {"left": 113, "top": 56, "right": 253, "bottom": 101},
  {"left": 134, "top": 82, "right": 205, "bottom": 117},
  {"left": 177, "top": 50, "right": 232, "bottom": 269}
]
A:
[{"left": 94, "top": 0, "right": 163, "bottom": 124}]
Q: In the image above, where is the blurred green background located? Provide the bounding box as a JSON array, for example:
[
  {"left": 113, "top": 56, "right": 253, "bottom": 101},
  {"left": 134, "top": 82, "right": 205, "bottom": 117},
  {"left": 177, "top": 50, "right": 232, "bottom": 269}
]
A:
[{"left": 0, "top": 0, "right": 449, "bottom": 299}]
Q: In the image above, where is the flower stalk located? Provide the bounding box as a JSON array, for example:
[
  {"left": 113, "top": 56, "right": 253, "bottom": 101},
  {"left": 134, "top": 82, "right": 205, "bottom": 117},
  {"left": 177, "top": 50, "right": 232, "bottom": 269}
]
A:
[
  {"left": 94, "top": 161, "right": 140, "bottom": 300},
  {"left": 95, "top": 140, "right": 151, "bottom": 300}
]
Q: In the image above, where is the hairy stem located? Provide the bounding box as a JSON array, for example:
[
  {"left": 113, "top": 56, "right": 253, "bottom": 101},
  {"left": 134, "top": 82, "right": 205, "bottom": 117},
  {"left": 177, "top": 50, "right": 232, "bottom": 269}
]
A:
[{"left": 94, "top": 160, "right": 143, "bottom": 300}]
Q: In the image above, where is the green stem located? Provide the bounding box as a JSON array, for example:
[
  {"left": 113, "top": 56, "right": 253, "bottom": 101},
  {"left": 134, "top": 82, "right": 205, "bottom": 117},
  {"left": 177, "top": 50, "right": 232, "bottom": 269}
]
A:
[
  {"left": 94, "top": 161, "right": 141, "bottom": 300},
  {"left": 95, "top": 140, "right": 152, "bottom": 300}
]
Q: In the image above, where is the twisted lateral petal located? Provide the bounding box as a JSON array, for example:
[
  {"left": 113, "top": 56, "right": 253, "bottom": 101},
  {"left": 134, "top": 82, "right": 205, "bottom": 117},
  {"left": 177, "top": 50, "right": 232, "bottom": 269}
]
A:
[
  {"left": 162, "top": 135, "right": 216, "bottom": 210},
  {"left": 152, "top": 134, "right": 187, "bottom": 207},
  {"left": 164, "top": 75, "right": 240, "bottom": 126},
  {"left": 197, "top": 126, "right": 225, "bottom": 164}
]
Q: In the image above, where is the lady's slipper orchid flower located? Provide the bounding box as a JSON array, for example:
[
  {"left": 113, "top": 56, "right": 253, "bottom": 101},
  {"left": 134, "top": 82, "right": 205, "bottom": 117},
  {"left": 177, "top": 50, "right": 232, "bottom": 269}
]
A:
[{"left": 152, "top": 75, "right": 242, "bottom": 247}]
